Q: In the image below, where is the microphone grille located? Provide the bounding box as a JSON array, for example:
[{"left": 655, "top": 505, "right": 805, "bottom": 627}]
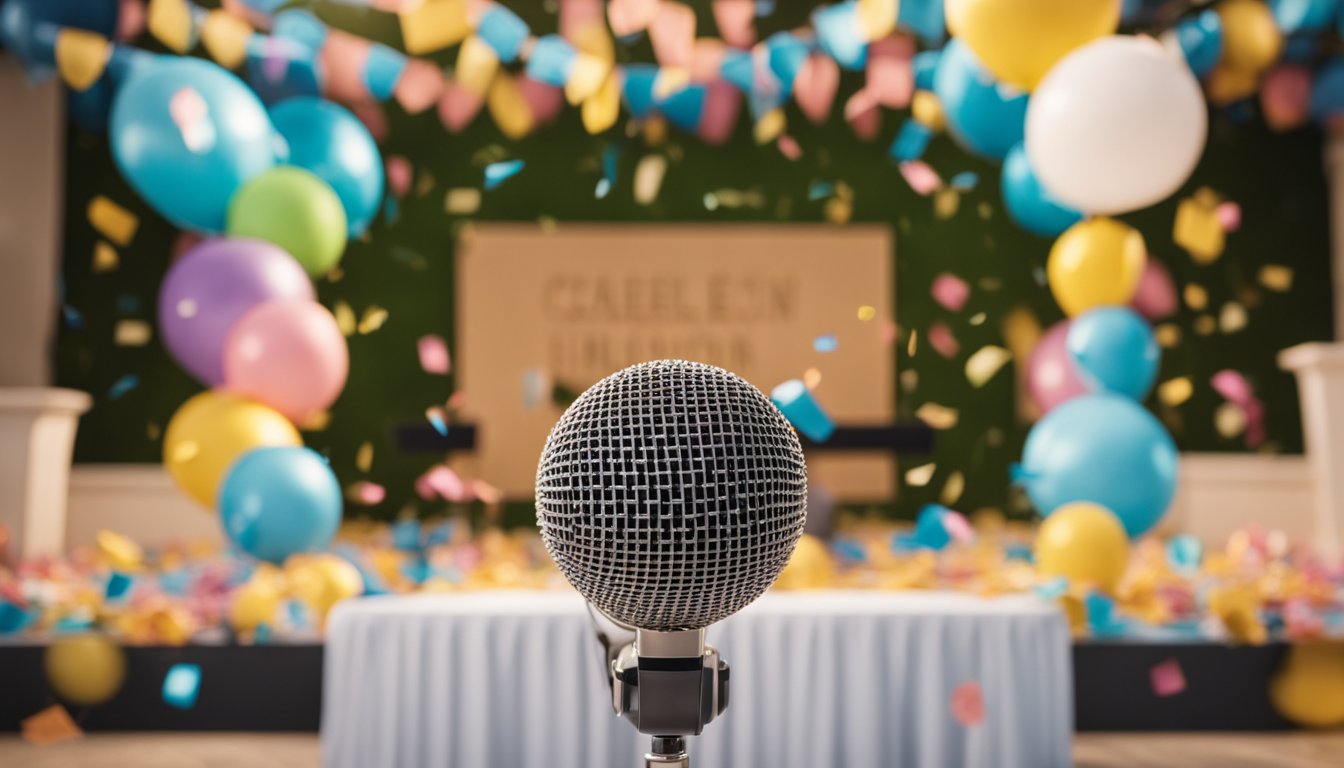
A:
[{"left": 536, "top": 360, "right": 808, "bottom": 631}]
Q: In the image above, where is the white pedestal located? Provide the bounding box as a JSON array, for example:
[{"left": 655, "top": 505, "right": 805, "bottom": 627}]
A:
[
  {"left": 1279, "top": 342, "right": 1344, "bottom": 561},
  {"left": 0, "top": 388, "right": 92, "bottom": 558}
]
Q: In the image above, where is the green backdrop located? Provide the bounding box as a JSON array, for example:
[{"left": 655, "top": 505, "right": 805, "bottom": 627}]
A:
[{"left": 56, "top": 2, "right": 1335, "bottom": 524}]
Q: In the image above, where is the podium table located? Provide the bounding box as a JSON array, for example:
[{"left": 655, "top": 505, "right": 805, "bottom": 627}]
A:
[{"left": 322, "top": 591, "right": 1071, "bottom": 768}]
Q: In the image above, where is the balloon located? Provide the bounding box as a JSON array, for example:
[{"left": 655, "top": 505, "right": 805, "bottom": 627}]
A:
[
  {"left": 1164, "top": 9, "right": 1223, "bottom": 78},
  {"left": 1027, "top": 320, "right": 1088, "bottom": 413},
  {"left": 1128, "top": 258, "right": 1179, "bottom": 320},
  {"left": 1311, "top": 57, "right": 1344, "bottom": 126},
  {"left": 0, "top": 0, "right": 118, "bottom": 74},
  {"left": 111, "top": 57, "right": 277, "bottom": 232},
  {"left": 1026, "top": 36, "right": 1207, "bottom": 216},
  {"left": 932, "top": 39, "right": 1028, "bottom": 161},
  {"left": 224, "top": 300, "right": 349, "bottom": 422},
  {"left": 1033, "top": 502, "right": 1130, "bottom": 592},
  {"left": 1048, "top": 218, "right": 1147, "bottom": 317},
  {"left": 44, "top": 634, "right": 126, "bottom": 706},
  {"left": 1272, "top": 0, "right": 1341, "bottom": 35},
  {"left": 229, "top": 572, "right": 284, "bottom": 632},
  {"left": 1217, "top": 0, "right": 1284, "bottom": 75},
  {"left": 286, "top": 553, "right": 364, "bottom": 626},
  {"left": 1001, "top": 143, "right": 1083, "bottom": 237},
  {"left": 1067, "top": 307, "right": 1160, "bottom": 400},
  {"left": 945, "top": 0, "right": 1119, "bottom": 90},
  {"left": 1270, "top": 643, "right": 1344, "bottom": 728},
  {"left": 1016, "top": 393, "right": 1179, "bottom": 537},
  {"left": 163, "top": 391, "right": 301, "bottom": 509},
  {"left": 1206, "top": 62, "right": 1264, "bottom": 105},
  {"left": 227, "top": 166, "right": 348, "bottom": 277},
  {"left": 158, "top": 238, "right": 314, "bottom": 386},
  {"left": 270, "top": 97, "right": 384, "bottom": 236},
  {"left": 219, "top": 446, "right": 342, "bottom": 564}
]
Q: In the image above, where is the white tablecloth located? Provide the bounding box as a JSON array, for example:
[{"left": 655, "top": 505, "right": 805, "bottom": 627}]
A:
[{"left": 321, "top": 591, "right": 1071, "bottom": 768}]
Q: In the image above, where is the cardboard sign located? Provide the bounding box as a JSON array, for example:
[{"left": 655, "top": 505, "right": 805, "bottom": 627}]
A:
[{"left": 454, "top": 225, "right": 896, "bottom": 500}]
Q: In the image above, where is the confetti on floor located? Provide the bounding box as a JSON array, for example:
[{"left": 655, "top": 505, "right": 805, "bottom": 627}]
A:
[
  {"left": 21, "top": 705, "right": 83, "bottom": 747},
  {"left": 162, "top": 663, "right": 202, "bottom": 709}
]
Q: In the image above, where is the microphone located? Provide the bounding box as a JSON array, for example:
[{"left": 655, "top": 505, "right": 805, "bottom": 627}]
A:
[{"left": 536, "top": 360, "right": 808, "bottom": 767}]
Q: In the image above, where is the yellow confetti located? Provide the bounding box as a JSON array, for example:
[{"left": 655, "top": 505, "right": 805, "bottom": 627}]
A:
[
  {"left": 1173, "top": 193, "right": 1225, "bottom": 264},
  {"left": 905, "top": 462, "right": 936, "bottom": 487},
  {"left": 907, "top": 328, "right": 918, "bottom": 357},
  {"left": 940, "top": 470, "right": 965, "bottom": 506},
  {"left": 857, "top": 0, "right": 898, "bottom": 39},
  {"left": 300, "top": 410, "right": 332, "bottom": 431},
  {"left": 98, "top": 530, "right": 144, "bottom": 570},
  {"left": 456, "top": 36, "right": 500, "bottom": 96},
  {"left": 642, "top": 115, "right": 669, "bottom": 146},
  {"left": 633, "top": 155, "right": 667, "bottom": 205},
  {"left": 653, "top": 67, "right": 691, "bottom": 100},
  {"left": 1208, "top": 584, "right": 1268, "bottom": 645},
  {"left": 1219, "top": 302, "right": 1248, "bottom": 333},
  {"left": 88, "top": 196, "right": 138, "bottom": 246},
  {"left": 1155, "top": 323, "right": 1182, "bottom": 348},
  {"left": 147, "top": 0, "right": 194, "bottom": 54},
  {"left": 915, "top": 402, "right": 959, "bottom": 430},
  {"left": 358, "top": 306, "right": 389, "bottom": 335},
  {"left": 445, "top": 187, "right": 481, "bottom": 214},
  {"left": 911, "top": 90, "right": 945, "bottom": 130},
  {"left": 356, "top": 441, "right": 374, "bottom": 473},
  {"left": 487, "top": 75, "right": 535, "bottom": 140},
  {"left": 1158, "top": 377, "right": 1193, "bottom": 407},
  {"left": 899, "top": 369, "right": 918, "bottom": 392},
  {"left": 858, "top": 305, "right": 876, "bottom": 321},
  {"left": 565, "top": 52, "right": 613, "bottom": 105},
  {"left": 55, "top": 29, "right": 111, "bottom": 91},
  {"left": 1258, "top": 264, "right": 1293, "bottom": 292},
  {"left": 92, "top": 241, "right": 119, "bottom": 272},
  {"left": 399, "top": 0, "right": 469, "bottom": 55},
  {"left": 1215, "top": 402, "right": 1248, "bottom": 439},
  {"left": 333, "top": 301, "right": 357, "bottom": 336},
  {"left": 754, "top": 108, "right": 787, "bottom": 144},
  {"left": 147, "top": 422, "right": 162, "bottom": 441},
  {"left": 582, "top": 73, "right": 620, "bottom": 134},
  {"left": 965, "top": 345, "right": 1012, "bottom": 388},
  {"left": 825, "top": 196, "right": 853, "bottom": 225},
  {"left": 1193, "top": 314, "right": 1216, "bottom": 335},
  {"left": 114, "top": 320, "right": 152, "bottom": 347},
  {"left": 803, "top": 367, "right": 823, "bottom": 390},
  {"left": 200, "top": 10, "right": 252, "bottom": 69},
  {"left": 1183, "top": 283, "right": 1208, "bottom": 311},
  {"left": 969, "top": 312, "right": 987, "bottom": 326},
  {"left": 933, "top": 187, "right": 960, "bottom": 220}
]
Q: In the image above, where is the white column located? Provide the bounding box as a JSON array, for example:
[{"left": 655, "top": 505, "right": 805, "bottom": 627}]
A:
[
  {"left": 1280, "top": 344, "right": 1344, "bottom": 562},
  {"left": 0, "top": 389, "right": 91, "bottom": 558}
]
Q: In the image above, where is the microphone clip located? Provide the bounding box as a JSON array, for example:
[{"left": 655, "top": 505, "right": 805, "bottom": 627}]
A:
[{"left": 610, "top": 628, "right": 730, "bottom": 738}]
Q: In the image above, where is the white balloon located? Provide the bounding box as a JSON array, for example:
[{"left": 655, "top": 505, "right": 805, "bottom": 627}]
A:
[{"left": 1025, "top": 36, "right": 1207, "bottom": 216}]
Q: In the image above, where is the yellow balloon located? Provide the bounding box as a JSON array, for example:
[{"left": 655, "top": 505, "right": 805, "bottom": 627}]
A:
[
  {"left": 1216, "top": 0, "right": 1284, "bottom": 75},
  {"left": 1270, "top": 643, "right": 1344, "bottom": 728},
  {"left": 1034, "top": 502, "right": 1130, "bottom": 592},
  {"left": 230, "top": 576, "right": 284, "bottom": 633},
  {"left": 287, "top": 553, "right": 364, "bottom": 625},
  {"left": 44, "top": 634, "right": 127, "bottom": 706},
  {"left": 1206, "top": 62, "right": 1263, "bottom": 106},
  {"left": 774, "top": 535, "right": 836, "bottom": 590},
  {"left": 945, "top": 0, "right": 1119, "bottom": 90},
  {"left": 1048, "top": 217, "right": 1147, "bottom": 317},
  {"left": 163, "top": 391, "right": 301, "bottom": 509}
]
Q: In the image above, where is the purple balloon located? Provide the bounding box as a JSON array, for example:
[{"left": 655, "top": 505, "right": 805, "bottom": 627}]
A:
[
  {"left": 158, "top": 238, "right": 313, "bottom": 385},
  {"left": 1027, "top": 320, "right": 1088, "bottom": 414}
]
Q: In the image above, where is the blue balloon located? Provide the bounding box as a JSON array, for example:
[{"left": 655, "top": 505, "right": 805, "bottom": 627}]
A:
[
  {"left": 0, "top": 0, "right": 117, "bottom": 75},
  {"left": 1016, "top": 394, "right": 1178, "bottom": 538},
  {"left": 219, "top": 447, "right": 342, "bottom": 564},
  {"left": 67, "top": 49, "right": 160, "bottom": 134},
  {"left": 1172, "top": 10, "right": 1223, "bottom": 78},
  {"left": 1001, "top": 143, "right": 1083, "bottom": 238},
  {"left": 270, "top": 97, "right": 384, "bottom": 236},
  {"left": 932, "top": 39, "right": 1028, "bottom": 161},
  {"left": 1272, "top": 0, "right": 1339, "bottom": 35},
  {"left": 1066, "top": 307, "right": 1160, "bottom": 400},
  {"left": 1312, "top": 57, "right": 1344, "bottom": 124},
  {"left": 111, "top": 58, "right": 277, "bottom": 233}
]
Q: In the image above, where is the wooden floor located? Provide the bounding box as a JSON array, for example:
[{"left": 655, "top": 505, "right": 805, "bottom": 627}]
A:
[{"left": 1, "top": 732, "right": 1343, "bottom": 767}]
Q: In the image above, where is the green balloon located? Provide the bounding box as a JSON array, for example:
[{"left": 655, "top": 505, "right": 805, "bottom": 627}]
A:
[{"left": 227, "top": 167, "right": 347, "bottom": 277}]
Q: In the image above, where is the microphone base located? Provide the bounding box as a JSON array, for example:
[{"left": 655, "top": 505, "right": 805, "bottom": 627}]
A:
[{"left": 645, "top": 736, "right": 689, "bottom": 768}]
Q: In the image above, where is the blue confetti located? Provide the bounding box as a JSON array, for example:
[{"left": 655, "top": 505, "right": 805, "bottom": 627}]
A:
[
  {"left": 62, "top": 305, "right": 84, "bottom": 329},
  {"left": 484, "top": 159, "right": 525, "bottom": 190},
  {"left": 808, "top": 181, "right": 835, "bottom": 200},
  {"left": 364, "top": 43, "right": 407, "bottom": 102},
  {"left": 391, "top": 519, "right": 423, "bottom": 552},
  {"left": 1004, "top": 543, "right": 1034, "bottom": 562},
  {"left": 755, "top": 0, "right": 776, "bottom": 16},
  {"left": 1085, "top": 592, "right": 1125, "bottom": 637},
  {"left": 162, "top": 663, "right": 202, "bottom": 709},
  {"left": 912, "top": 51, "right": 941, "bottom": 91},
  {"left": 1033, "top": 576, "right": 1068, "bottom": 600},
  {"left": 427, "top": 410, "right": 449, "bottom": 436},
  {"left": 1166, "top": 534, "right": 1204, "bottom": 573},
  {"left": 254, "top": 623, "right": 273, "bottom": 644},
  {"left": 160, "top": 569, "right": 190, "bottom": 596},
  {"left": 105, "top": 571, "right": 134, "bottom": 600},
  {"left": 0, "top": 600, "right": 37, "bottom": 635},
  {"left": 832, "top": 539, "right": 867, "bottom": 563},
  {"left": 401, "top": 556, "right": 432, "bottom": 585},
  {"left": 115, "top": 294, "right": 142, "bottom": 314},
  {"left": 813, "top": 334, "right": 838, "bottom": 353},
  {"left": 476, "top": 3, "right": 531, "bottom": 64},
  {"left": 909, "top": 504, "right": 953, "bottom": 551},
  {"left": 107, "top": 374, "right": 140, "bottom": 400},
  {"left": 424, "top": 521, "right": 455, "bottom": 548},
  {"left": 949, "top": 172, "right": 979, "bottom": 191},
  {"left": 889, "top": 120, "right": 933, "bottom": 162},
  {"left": 54, "top": 615, "right": 95, "bottom": 632}
]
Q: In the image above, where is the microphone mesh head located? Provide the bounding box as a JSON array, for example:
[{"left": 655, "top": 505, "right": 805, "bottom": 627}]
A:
[{"left": 536, "top": 360, "right": 808, "bottom": 631}]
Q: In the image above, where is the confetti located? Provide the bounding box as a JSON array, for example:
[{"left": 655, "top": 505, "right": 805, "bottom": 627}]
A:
[
  {"left": 933, "top": 187, "right": 960, "bottom": 220},
  {"left": 1155, "top": 324, "right": 1182, "bottom": 348},
  {"left": 1216, "top": 201, "right": 1242, "bottom": 232},
  {"left": 940, "top": 471, "right": 965, "bottom": 506},
  {"left": 200, "top": 10, "right": 253, "bottom": 70},
  {"left": 107, "top": 374, "right": 140, "bottom": 400},
  {"left": 633, "top": 155, "right": 667, "bottom": 205},
  {"left": 21, "top": 705, "right": 83, "bottom": 747},
  {"left": 444, "top": 187, "right": 481, "bottom": 214},
  {"left": 484, "top": 159, "right": 526, "bottom": 190},
  {"left": 771, "top": 379, "right": 835, "bottom": 442},
  {"left": 964, "top": 346, "right": 1011, "bottom": 388},
  {"left": 898, "top": 160, "right": 940, "bottom": 196},
  {"left": 915, "top": 403, "right": 959, "bottom": 430},
  {"left": 1173, "top": 192, "right": 1225, "bottom": 264},
  {"left": 927, "top": 322, "right": 959, "bottom": 358},
  {"left": 114, "top": 320, "right": 152, "bottom": 347},
  {"left": 950, "top": 681, "right": 984, "bottom": 727},
  {"left": 425, "top": 406, "right": 449, "bottom": 436},
  {"left": 417, "top": 335, "right": 451, "bottom": 374},
  {"left": 147, "top": 0, "right": 193, "bottom": 54},
  {"left": 803, "top": 367, "right": 822, "bottom": 389},
  {"left": 1193, "top": 314, "right": 1216, "bottom": 335},
  {"left": 88, "top": 196, "right": 139, "bottom": 246},
  {"left": 98, "top": 530, "right": 143, "bottom": 570},
  {"left": 1219, "top": 302, "right": 1248, "bottom": 333},
  {"left": 355, "top": 441, "right": 374, "bottom": 473},
  {"left": 92, "top": 241, "right": 119, "bottom": 272},
  {"left": 357, "top": 306, "right": 389, "bottom": 334},
  {"left": 105, "top": 571, "right": 134, "bottom": 600},
  {"left": 948, "top": 172, "right": 979, "bottom": 191},
  {"left": 162, "top": 663, "right": 202, "bottom": 709},
  {"left": 1258, "top": 264, "right": 1294, "bottom": 291},
  {"left": 1166, "top": 534, "right": 1204, "bottom": 573},
  {"left": 55, "top": 29, "right": 111, "bottom": 91},
  {"left": 857, "top": 305, "right": 876, "bottom": 321},
  {"left": 1183, "top": 284, "right": 1208, "bottom": 311},
  {"left": 813, "top": 334, "right": 838, "bottom": 353},
  {"left": 905, "top": 463, "right": 936, "bottom": 487},
  {"left": 931, "top": 273, "right": 970, "bottom": 312},
  {"left": 345, "top": 481, "right": 386, "bottom": 506},
  {"left": 1158, "top": 377, "right": 1193, "bottom": 407},
  {"left": 1215, "top": 402, "right": 1248, "bottom": 439},
  {"left": 399, "top": 0, "right": 469, "bottom": 55},
  {"left": 386, "top": 155, "right": 413, "bottom": 197},
  {"left": 777, "top": 135, "right": 802, "bottom": 160}
]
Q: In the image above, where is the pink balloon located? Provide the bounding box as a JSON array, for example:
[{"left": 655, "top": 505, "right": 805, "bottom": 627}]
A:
[
  {"left": 223, "top": 300, "right": 349, "bottom": 422},
  {"left": 1128, "top": 257, "right": 1178, "bottom": 321},
  {"left": 1026, "top": 320, "right": 1087, "bottom": 413}
]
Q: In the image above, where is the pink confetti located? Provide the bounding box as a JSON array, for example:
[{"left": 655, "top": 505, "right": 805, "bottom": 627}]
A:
[
  {"left": 395, "top": 58, "right": 446, "bottom": 115},
  {"left": 518, "top": 77, "right": 565, "bottom": 125},
  {"left": 950, "top": 681, "right": 984, "bottom": 726},
  {"left": 608, "top": 0, "right": 660, "bottom": 37},
  {"left": 1129, "top": 256, "right": 1178, "bottom": 320},
  {"left": 321, "top": 30, "right": 374, "bottom": 104},
  {"left": 385, "top": 155, "right": 413, "bottom": 198},
  {"left": 170, "top": 87, "right": 215, "bottom": 153},
  {"left": 352, "top": 100, "right": 390, "bottom": 142},
  {"left": 880, "top": 317, "right": 898, "bottom": 345},
  {"left": 438, "top": 82, "right": 485, "bottom": 133},
  {"left": 1211, "top": 370, "right": 1253, "bottom": 404},
  {"left": 416, "top": 465, "right": 470, "bottom": 502},
  {"left": 1261, "top": 65, "right": 1312, "bottom": 132},
  {"left": 927, "top": 322, "right": 960, "bottom": 359},
  {"left": 649, "top": 2, "right": 696, "bottom": 68},
  {"left": 691, "top": 38, "right": 727, "bottom": 83},
  {"left": 942, "top": 511, "right": 974, "bottom": 543},
  {"left": 777, "top": 135, "right": 802, "bottom": 160},
  {"left": 865, "top": 34, "right": 914, "bottom": 109},
  {"left": 713, "top": 0, "right": 756, "bottom": 48},
  {"left": 794, "top": 54, "right": 840, "bottom": 124},
  {"left": 1216, "top": 202, "right": 1242, "bottom": 233},
  {"left": 417, "top": 335, "right": 451, "bottom": 375},
  {"left": 697, "top": 81, "right": 741, "bottom": 146},
  {"left": 931, "top": 273, "right": 970, "bottom": 313},
  {"left": 1149, "top": 659, "right": 1187, "bottom": 697},
  {"left": 844, "top": 88, "right": 882, "bottom": 140},
  {"left": 1283, "top": 598, "right": 1325, "bottom": 639},
  {"left": 348, "top": 482, "right": 387, "bottom": 506},
  {"left": 559, "top": 0, "right": 605, "bottom": 41},
  {"left": 117, "top": 0, "right": 147, "bottom": 41},
  {"left": 899, "top": 160, "right": 941, "bottom": 196}
]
